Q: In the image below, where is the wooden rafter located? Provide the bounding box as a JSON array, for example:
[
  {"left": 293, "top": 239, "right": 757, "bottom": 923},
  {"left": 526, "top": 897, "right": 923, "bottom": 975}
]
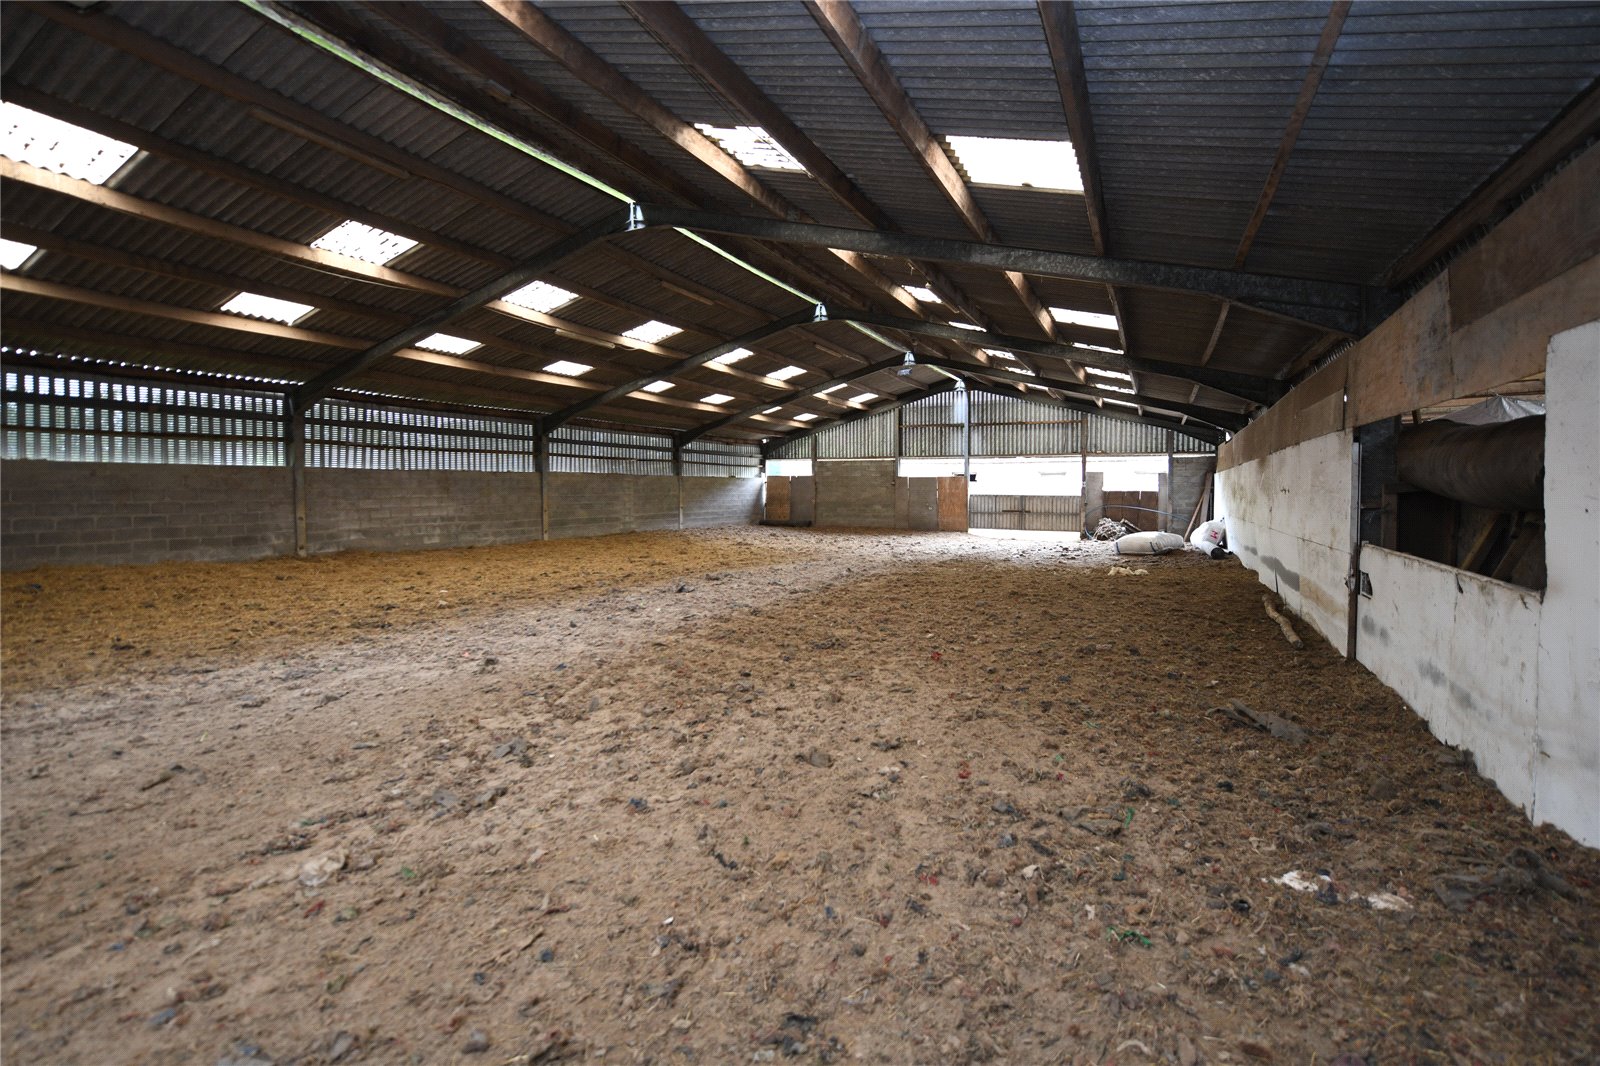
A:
[
  {"left": 805, "top": 0, "right": 1064, "bottom": 348},
  {"left": 1233, "top": 0, "right": 1351, "bottom": 270},
  {"left": 478, "top": 0, "right": 922, "bottom": 319},
  {"left": 621, "top": 1, "right": 1005, "bottom": 354}
]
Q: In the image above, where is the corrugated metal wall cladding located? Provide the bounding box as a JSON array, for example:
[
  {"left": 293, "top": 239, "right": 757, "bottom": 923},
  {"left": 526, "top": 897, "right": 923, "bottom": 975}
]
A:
[{"left": 815, "top": 412, "right": 896, "bottom": 458}]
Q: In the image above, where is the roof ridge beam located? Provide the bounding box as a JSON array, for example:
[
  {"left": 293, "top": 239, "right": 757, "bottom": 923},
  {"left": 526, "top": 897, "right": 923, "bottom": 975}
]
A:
[{"left": 628, "top": 205, "right": 1364, "bottom": 335}]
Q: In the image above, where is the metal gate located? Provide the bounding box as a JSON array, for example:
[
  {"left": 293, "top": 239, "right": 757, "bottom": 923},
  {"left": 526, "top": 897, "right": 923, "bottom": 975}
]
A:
[{"left": 968, "top": 494, "right": 1084, "bottom": 531}]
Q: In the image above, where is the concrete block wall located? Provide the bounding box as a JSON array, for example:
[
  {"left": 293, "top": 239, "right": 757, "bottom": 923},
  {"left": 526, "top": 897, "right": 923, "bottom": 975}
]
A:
[
  {"left": 304, "top": 469, "right": 542, "bottom": 554},
  {"left": 1169, "top": 456, "right": 1214, "bottom": 532},
  {"left": 683, "top": 476, "right": 762, "bottom": 527},
  {"left": 1, "top": 460, "right": 293, "bottom": 568},
  {"left": 814, "top": 459, "right": 898, "bottom": 528},
  {"left": 1215, "top": 322, "right": 1599, "bottom": 847},
  {"left": 545, "top": 473, "right": 679, "bottom": 539},
  {"left": 2, "top": 461, "right": 766, "bottom": 569},
  {"left": 1216, "top": 429, "right": 1355, "bottom": 649}
]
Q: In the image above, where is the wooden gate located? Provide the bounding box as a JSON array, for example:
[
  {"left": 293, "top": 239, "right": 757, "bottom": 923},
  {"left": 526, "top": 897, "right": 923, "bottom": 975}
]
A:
[
  {"left": 968, "top": 494, "right": 1084, "bottom": 531},
  {"left": 1102, "top": 490, "right": 1161, "bottom": 528}
]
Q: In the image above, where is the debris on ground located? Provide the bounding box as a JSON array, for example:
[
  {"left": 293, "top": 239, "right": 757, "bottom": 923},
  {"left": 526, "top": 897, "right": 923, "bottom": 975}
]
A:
[
  {"left": 1211, "top": 699, "right": 1309, "bottom": 745},
  {"left": 3, "top": 528, "right": 1596, "bottom": 1064}
]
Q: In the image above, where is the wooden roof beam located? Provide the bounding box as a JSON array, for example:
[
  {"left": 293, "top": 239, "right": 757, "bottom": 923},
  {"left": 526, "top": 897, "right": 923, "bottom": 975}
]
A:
[
  {"left": 1233, "top": 1, "right": 1351, "bottom": 270},
  {"left": 806, "top": 0, "right": 1067, "bottom": 351},
  {"left": 621, "top": 1, "right": 1005, "bottom": 354},
  {"left": 479, "top": 0, "right": 923, "bottom": 321}
]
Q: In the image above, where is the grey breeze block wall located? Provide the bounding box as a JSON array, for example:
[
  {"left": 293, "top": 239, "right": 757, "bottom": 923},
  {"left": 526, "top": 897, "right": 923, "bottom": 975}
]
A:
[
  {"left": 683, "top": 477, "right": 762, "bottom": 527},
  {"left": 1168, "top": 456, "right": 1215, "bottom": 532},
  {"left": 1, "top": 459, "right": 294, "bottom": 568},
  {"left": 814, "top": 459, "right": 898, "bottom": 528},
  {"left": 304, "top": 469, "right": 543, "bottom": 554},
  {"left": 1, "top": 460, "right": 765, "bottom": 569}
]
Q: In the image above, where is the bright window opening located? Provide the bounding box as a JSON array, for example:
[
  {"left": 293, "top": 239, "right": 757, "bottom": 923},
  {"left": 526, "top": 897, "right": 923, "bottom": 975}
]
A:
[
  {"left": 1050, "top": 306, "right": 1119, "bottom": 332},
  {"left": 220, "top": 292, "right": 315, "bottom": 326},
  {"left": 903, "top": 285, "right": 942, "bottom": 304},
  {"left": 2, "top": 103, "right": 138, "bottom": 185},
  {"left": 795, "top": 412, "right": 818, "bottom": 422},
  {"left": 693, "top": 123, "right": 804, "bottom": 172},
  {"left": 815, "top": 384, "right": 846, "bottom": 397},
  {"left": 543, "top": 359, "right": 593, "bottom": 377},
  {"left": 0, "top": 239, "right": 38, "bottom": 270},
  {"left": 502, "top": 279, "right": 579, "bottom": 313},
  {"left": 947, "top": 135, "right": 1082, "bottom": 193},
  {"left": 769, "top": 365, "right": 807, "bottom": 382},
  {"left": 711, "top": 347, "right": 752, "bottom": 366},
  {"left": 415, "top": 333, "right": 480, "bottom": 355},
  {"left": 623, "top": 320, "right": 682, "bottom": 345},
  {"left": 701, "top": 393, "right": 735, "bottom": 405},
  {"left": 641, "top": 380, "right": 675, "bottom": 394},
  {"left": 847, "top": 391, "right": 879, "bottom": 404},
  {"left": 310, "top": 220, "right": 417, "bottom": 265}
]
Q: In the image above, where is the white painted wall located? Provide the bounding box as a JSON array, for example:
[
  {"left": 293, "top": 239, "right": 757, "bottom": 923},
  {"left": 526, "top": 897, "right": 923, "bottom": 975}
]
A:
[
  {"left": 1533, "top": 322, "right": 1600, "bottom": 843},
  {"left": 1357, "top": 546, "right": 1543, "bottom": 815},
  {"left": 1215, "top": 322, "right": 1599, "bottom": 846},
  {"left": 1215, "top": 429, "right": 1354, "bottom": 649}
]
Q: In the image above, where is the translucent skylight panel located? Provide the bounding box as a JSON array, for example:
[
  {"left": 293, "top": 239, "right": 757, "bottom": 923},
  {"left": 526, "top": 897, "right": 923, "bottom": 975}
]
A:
[
  {"left": 795, "top": 413, "right": 818, "bottom": 422},
  {"left": 1096, "top": 382, "right": 1135, "bottom": 394},
  {"left": 1086, "top": 367, "right": 1133, "bottom": 382},
  {"left": 711, "top": 347, "right": 752, "bottom": 365},
  {"left": 815, "top": 384, "right": 846, "bottom": 397},
  {"left": 763, "top": 406, "right": 783, "bottom": 414},
  {"left": 847, "top": 392, "right": 879, "bottom": 404},
  {"left": 502, "top": 279, "right": 579, "bottom": 313},
  {"left": 543, "top": 360, "right": 592, "bottom": 376},
  {"left": 415, "top": 333, "right": 480, "bottom": 355},
  {"left": 2, "top": 103, "right": 138, "bottom": 185},
  {"left": 947, "top": 135, "right": 1082, "bottom": 193},
  {"left": 220, "top": 292, "right": 314, "bottom": 326},
  {"left": 622, "top": 320, "right": 682, "bottom": 345},
  {"left": 948, "top": 320, "right": 982, "bottom": 331},
  {"left": 310, "top": 220, "right": 417, "bottom": 265},
  {"left": 641, "top": 380, "right": 675, "bottom": 393},
  {"left": 768, "top": 365, "right": 807, "bottom": 382},
  {"left": 904, "top": 285, "right": 942, "bottom": 304},
  {"left": 983, "top": 348, "right": 1019, "bottom": 361},
  {"left": 0, "top": 239, "right": 38, "bottom": 270},
  {"left": 1050, "top": 306, "right": 1119, "bottom": 332},
  {"left": 1073, "top": 341, "right": 1125, "bottom": 355},
  {"left": 700, "top": 393, "right": 734, "bottom": 405},
  {"left": 693, "top": 123, "right": 804, "bottom": 172}
]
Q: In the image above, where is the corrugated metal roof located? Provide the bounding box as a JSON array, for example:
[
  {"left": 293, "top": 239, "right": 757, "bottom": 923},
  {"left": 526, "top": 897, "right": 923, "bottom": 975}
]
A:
[{"left": 4, "top": 0, "right": 1594, "bottom": 446}]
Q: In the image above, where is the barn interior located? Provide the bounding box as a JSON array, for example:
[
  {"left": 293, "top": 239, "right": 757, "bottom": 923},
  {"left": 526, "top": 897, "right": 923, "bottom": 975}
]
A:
[{"left": 2, "top": 2, "right": 1597, "bottom": 1063}]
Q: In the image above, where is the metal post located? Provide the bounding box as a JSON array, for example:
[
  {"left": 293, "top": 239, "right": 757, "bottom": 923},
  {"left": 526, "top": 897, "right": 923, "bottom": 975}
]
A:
[
  {"left": 536, "top": 422, "right": 550, "bottom": 541},
  {"left": 286, "top": 398, "right": 308, "bottom": 557},
  {"left": 958, "top": 381, "right": 971, "bottom": 482},
  {"left": 672, "top": 433, "right": 685, "bottom": 530}
]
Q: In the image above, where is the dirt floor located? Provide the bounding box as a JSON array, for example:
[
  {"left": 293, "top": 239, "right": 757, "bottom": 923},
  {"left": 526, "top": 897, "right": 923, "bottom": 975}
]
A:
[{"left": 3, "top": 527, "right": 1597, "bottom": 1066}]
